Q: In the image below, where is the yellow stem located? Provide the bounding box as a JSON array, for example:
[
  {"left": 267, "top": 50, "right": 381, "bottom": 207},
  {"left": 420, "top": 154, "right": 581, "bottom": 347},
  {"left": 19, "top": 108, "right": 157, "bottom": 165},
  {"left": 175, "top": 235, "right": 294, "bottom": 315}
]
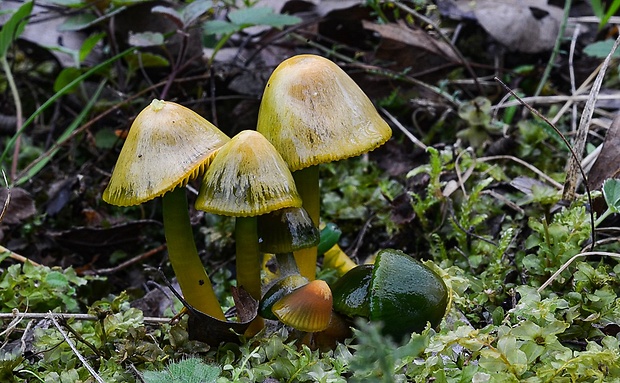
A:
[
  {"left": 163, "top": 188, "right": 225, "bottom": 320},
  {"left": 293, "top": 166, "right": 320, "bottom": 280}
]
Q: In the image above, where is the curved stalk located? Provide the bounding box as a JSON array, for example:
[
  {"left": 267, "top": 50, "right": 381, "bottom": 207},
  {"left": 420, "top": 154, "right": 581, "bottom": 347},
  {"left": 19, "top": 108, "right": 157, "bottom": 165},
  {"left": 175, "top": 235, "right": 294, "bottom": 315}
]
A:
[
  {"left": 162, "top": 188, "right": 225, "bottom": 320},
  {"left": 292, "top": 166, "right": 320, "bottom": 280}
]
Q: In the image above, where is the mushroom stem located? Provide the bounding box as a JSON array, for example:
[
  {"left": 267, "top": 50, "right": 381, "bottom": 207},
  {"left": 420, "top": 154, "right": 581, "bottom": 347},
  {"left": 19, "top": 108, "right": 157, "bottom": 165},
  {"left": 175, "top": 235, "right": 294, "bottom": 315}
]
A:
[
  {"left": 235, "top": 216, "right": 262, "bottom": 300},
  {"left": 292, "top": 166, "right": 320, "bottom": 280},
  {"left": 162, "top": 188, "right": 225, "bottom": 320},
  {"left": 275, "top": 252, "right": 300, "bottom": 277}
]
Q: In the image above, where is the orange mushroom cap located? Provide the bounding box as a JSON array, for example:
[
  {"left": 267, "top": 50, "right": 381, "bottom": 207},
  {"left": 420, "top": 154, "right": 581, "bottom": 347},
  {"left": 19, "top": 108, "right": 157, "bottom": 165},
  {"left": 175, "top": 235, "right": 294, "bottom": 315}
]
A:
[
  {"left": 272, "top": 279, "right": 333, "bottom": 332},
  {"left": 103, "top": 100, "right": 230, "bottom": 206},
  {"left": 257, "top": 54, "right": 392, "bottom": 171},
  {"left": 195, "top": 130, "right": 302, "bottom": 217}
]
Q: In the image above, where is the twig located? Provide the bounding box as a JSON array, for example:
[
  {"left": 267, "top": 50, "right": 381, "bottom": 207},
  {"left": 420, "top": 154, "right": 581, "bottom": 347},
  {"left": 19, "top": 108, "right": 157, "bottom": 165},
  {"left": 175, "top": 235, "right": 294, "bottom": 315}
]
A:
[
  {"left": 379, "top": 107, "right": 427, "bottom": 150},
  {"left": 0, "top": 168, "right": 9, "bottom": 224},
  {"left": 0, "top": 311, "right": 172, "bottom": 324},
  {"left": 533, "top": 0, "right": 572, "bottom": 97},
  {"left": 568, "top": 24, "right": 581, "bottom": 135},
  {"left": 563, "top": 33, "right": 620, "bottom": 200},
  {"left": 476, "top": 155, "right": 563, "bottom": 189},
  {"left": 0, "top": 245, "right": 41, "bottom": 266},
  {"left": 48, "top": 312, "right": 106, "bottom": 383},
  {"left": 537, "top": 251, "right": 620, "bottom": 293},
  {"left": 491, "top": 93, "right": 620, "bottom": 109},
  {"left": 493, "top": 77, "right": 596, "bottom": 251},
  {"left": 80, "top": 245, "right": 167, "bottom": 276},
  {"left": 390, "top": 1, "right": 482, "bottom": 95}
]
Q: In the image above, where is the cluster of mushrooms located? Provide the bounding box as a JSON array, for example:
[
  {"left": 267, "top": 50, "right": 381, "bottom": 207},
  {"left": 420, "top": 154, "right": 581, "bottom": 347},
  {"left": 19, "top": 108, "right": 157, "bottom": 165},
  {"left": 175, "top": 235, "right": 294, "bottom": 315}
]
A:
[{"left": 102, "top": 55, "right": 449, "bottom": 347}]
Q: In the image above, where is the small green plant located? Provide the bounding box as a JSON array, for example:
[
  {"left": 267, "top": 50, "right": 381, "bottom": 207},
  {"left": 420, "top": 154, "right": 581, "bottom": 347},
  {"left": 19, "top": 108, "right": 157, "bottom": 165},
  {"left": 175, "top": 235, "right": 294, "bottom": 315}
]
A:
[
  {"left": 0, "top": 255, "right": 88, "bottom": 312},
  {"left": 143, "top": 358, "right": 220, "bottom": 383},
  {"left": 590, "top": 0, "right": 620, "bottom": 29}
]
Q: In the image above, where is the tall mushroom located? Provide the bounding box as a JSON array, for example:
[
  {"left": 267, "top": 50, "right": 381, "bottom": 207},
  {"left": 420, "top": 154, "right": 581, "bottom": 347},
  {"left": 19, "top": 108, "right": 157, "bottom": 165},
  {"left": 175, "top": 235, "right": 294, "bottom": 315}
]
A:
[
  {"left": 257, "top": 54, "right": 393, "bottom": 280},
  {"left": 194, "top": 130, "right": 302, "bottom": 301},
  {"left": 103, "top": 99, "right": 228, "bottom": 320}
]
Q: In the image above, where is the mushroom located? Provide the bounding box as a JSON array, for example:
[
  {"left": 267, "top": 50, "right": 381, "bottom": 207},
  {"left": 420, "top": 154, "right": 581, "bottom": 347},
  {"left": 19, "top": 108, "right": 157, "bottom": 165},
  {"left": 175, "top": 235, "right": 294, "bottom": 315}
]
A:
[
  {"left": 257, "top": 54, "right": 392, "bottom": 280},
  {"left": 194, "top": 130, "right": 302, "bottom": 301},
  {"left": 103, "top": 99, "right": 228, "bottom": 320},
  {"left": 331, "top": 249, "right": 449, "bottom": 341}
]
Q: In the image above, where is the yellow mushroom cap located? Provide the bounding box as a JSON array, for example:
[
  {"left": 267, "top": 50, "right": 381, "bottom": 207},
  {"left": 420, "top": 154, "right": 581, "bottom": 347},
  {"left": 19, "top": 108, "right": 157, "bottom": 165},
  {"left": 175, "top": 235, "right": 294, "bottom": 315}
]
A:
[
  {"left": 272, "top": 280, "right": 333, "bottom": 332},
  {"left": 257, "top": 54, "right": 392, "bottom": 171},
  {"left": 103, "top": 100, "right": 230, "bottom": 206},
  {"left": 195, "top": 130, "right": 302, "bottom": 217}
]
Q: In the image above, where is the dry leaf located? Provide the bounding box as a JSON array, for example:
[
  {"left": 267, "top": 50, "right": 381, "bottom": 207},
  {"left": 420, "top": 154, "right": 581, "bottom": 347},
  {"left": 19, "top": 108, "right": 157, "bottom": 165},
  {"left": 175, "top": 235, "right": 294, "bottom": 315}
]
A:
[
  {"left": 455, "top": 0, "right": 563, "bottom": 53},
  {"left": 362, "top": 20, "right": 459, "bottom": 62},
  {"left": 0, "top": 187, "right": 35, "bottom": 225},
  {"left": 588, "top": 114, "right": 620, "bottom": 190}
]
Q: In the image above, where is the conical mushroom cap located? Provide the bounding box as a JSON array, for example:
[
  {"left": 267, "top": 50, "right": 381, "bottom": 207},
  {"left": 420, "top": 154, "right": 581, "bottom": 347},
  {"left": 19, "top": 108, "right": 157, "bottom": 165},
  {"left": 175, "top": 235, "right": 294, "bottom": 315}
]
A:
[
  {"left": 257, "top": 54, "right": 392, "bottom": 171},
  {"left": 272, "top": 280, "right": 333, "bottom": 332},
  {"left": 103, "top": 100, "right": 230, "bottom": 206},
  {"left": 195, "top": 130, "right": 302, "bottom": 217}
]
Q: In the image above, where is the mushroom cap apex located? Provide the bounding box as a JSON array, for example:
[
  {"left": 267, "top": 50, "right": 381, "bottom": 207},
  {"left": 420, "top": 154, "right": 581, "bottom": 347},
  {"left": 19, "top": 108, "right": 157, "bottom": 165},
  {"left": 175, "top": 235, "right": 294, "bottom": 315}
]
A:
[
  {"left": 257, "top": 54, "right": 392, "bottom": 171},
  {"left": 195, "top": 130, "right": 301, "bottom": 217},
  {"left": 103, "top": 100, "right": 229, "bottom": 206}
]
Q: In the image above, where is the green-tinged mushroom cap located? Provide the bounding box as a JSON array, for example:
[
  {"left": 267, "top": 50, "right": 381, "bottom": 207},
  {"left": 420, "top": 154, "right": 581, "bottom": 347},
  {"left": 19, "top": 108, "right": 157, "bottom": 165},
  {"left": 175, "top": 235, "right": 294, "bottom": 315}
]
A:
[
  {"left": 257, "top": 54, "right": 392, "bottom": 171},
  {"left": 195, "top": 130, "right": 302, "bottom": 302},
  {"left": 103, "top": 99, "right": 230, "bottom": 206},
  {"left": 195, "top": 130, "right": 302, "bottom": 216}
]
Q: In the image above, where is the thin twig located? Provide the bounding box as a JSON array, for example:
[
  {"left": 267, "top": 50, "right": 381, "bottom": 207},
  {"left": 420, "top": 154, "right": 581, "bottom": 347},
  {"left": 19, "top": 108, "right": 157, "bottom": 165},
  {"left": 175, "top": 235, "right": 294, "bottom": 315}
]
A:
[
  {"left": 48, "top": 312, "right": 106, "bottom": 383},
  {"left": 80, "top": 245, "right": 166, "bottom": 276},
  {"left": 0, "top": 311, "right": 172, "bottom": 324},
  {"left": 379, "top": 107, "right": 427, "bottom": 150},
  {"left": 476, "top": 155, "right": 563, "bottom": 189},
  {"left": 0, "top": 245, "right": 41, "bottom": 266},
  {"left": 491, "top": 93, "right": 620, "bottom": 109},
  {"left": 390, "top": 1, "right": 482, "bottom": 95},
  {"left": 563, "top": 33, "right": 620, "bottom": 200},
  {"left": 0, "top": 168, "right": 9, "bottom": 224},
  {"left": 537, "top": 251, "right": 620, "bottom": 292},
  {"left": 493, "top": 77, "right": 596, "bottom": 251},
  {"left": 533, "top": 0, "right": 572, "bottom": 97},
  {"left": 568, "top": 24, "right": 581, "bottom": 135}
]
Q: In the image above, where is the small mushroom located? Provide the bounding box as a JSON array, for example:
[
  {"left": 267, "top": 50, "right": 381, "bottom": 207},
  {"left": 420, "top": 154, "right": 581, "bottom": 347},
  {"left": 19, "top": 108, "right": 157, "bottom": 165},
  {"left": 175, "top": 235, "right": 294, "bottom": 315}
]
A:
[
  {"left": 257, "top": 206, "right": 321, "bottom": 322},
  {"left": 331, "top": 249, "right": 449, "bottom": 340},
  {"left": 271, "top": 279, "right": 333, "bottom": 332},
  {"left": 103, "top": 99, "right": 229, "bottom": 320},
  {"left": 257, "top": 54, "right": 392, "bottom": 280},
  {"left": 195, "top": 130, "right": 302, "bottom": 301}
]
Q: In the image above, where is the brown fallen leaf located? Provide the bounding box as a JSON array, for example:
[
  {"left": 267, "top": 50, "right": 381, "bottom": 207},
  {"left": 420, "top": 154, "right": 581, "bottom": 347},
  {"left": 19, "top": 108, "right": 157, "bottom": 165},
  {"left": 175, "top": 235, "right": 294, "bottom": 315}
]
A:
[
  {"left": 453, "top": 0, "right": 563, "bottom": 53},
  {"left": 187, "top": 287, "right": 259, "bottom": 345},
  {"left": 362, "top": 20, "right": 460, "bottom": 62},
  {"left": 588, "top": 114, "right": 620, "bottom": 191},
  {"left": 0, "top": 187, "right": 36, "bottom": 225}
]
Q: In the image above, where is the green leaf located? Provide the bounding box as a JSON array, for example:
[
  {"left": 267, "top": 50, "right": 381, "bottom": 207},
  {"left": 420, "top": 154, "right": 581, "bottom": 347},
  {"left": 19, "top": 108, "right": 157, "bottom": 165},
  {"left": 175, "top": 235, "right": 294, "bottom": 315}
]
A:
[
  {"left": 79, "top": 32, "right": 106, "bottom": 63},
  {"left": 228, "top": 7, "right": 300, "bottom": 28},
  {"left": 128, "top": 31, "right": 165, "bottom": 47},
  {"left": 57, "top": 13, "right": 99, "bottom": 32},
  {"left": 143, "top": 358, "right": 220, "bottom": 383},
  {"left": 583, "top": 39, "right": 620, "bottom": 58},
  {"left": 0, "top": 1, "right": 34, "bottom": 58},
  {"left": 125, "top": 51, "right": 170, "bottom": 73},
  {"left": 203, "top": 19, "right": 240, "bottom": 35},
  {"left": 602, "top": 178, "right": 620, "bottom": 213},
  {"left": 151, "top": 5, "right": 183, "bottom": 28},
  {"left": 181, "top": 0, "right": 213, "bottom": 27},
  {"left": 53, "top": 67, "right": 83, "bottom": 93}
]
